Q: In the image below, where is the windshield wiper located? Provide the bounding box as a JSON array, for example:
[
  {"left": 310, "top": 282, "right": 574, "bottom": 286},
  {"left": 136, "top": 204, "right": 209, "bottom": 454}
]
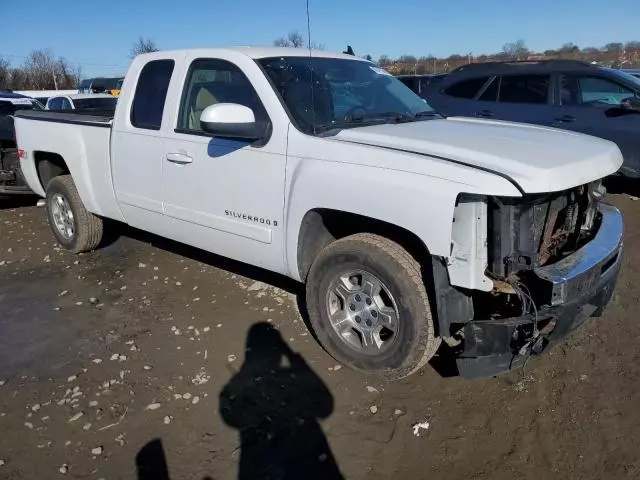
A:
[
  {"left": 350, "top": 111, "right": 414, "bottom": 123},
  {"left": 415, "top": 110, "right": 442, "bottom": 118},
  {"left": 313, "top": 111, "right": 429, "bottom": 135},
  {"left": 313, "top": 114, "right": 405, "bottom": 134}
]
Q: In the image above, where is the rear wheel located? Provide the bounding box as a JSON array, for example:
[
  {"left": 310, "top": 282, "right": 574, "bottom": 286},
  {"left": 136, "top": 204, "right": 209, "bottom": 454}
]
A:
[
  {"left": 45, "top": 175, "right": 103, "bottom": 253},
  {"left": 306, "top": 233, "right": 440, "bottom": 380}
]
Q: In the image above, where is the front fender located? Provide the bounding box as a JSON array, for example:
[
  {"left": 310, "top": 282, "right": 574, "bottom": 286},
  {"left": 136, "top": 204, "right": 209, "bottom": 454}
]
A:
[{"left": 283, "top": 159, "right": 514, "bottom": 281}]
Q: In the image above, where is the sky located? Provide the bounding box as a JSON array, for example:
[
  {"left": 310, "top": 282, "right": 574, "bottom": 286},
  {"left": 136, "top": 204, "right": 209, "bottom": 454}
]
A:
[{"left": 2, "top": 0, "right": 640, "bottom": 78}]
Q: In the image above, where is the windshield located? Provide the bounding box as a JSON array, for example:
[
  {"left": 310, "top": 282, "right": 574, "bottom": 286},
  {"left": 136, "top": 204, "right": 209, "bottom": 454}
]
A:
[
  {"left": 609, "top": 69, "right": 640, "bottom": 89},
  {"left": 258, "top": 57, "right": 437, "bottom": 134},
  {"left": 73, "top": 97, "right": 117, "bottom": 110}
]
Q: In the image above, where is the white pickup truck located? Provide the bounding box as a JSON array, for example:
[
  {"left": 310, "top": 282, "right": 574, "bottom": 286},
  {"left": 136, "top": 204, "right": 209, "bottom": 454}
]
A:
[{"left": 14, "top": 47, "right": 624, "bottom": 379}]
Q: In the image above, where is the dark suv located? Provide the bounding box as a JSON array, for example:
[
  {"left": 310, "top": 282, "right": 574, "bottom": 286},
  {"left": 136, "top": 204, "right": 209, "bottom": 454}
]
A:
[
  {"left": 419, "top": 61, "right": 640, "bottom": 177},
  {"left": 0, "top": 92, "right": 42, "bottom": 194}
]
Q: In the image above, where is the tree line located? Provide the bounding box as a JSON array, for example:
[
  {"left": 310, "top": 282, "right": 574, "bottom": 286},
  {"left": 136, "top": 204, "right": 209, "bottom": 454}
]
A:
[
  {"left": 376, "top": 40, "right": 640, "bottom": 75},
  {"left": 0, "top": 37, "right": 159, "bottom": 91},
  {"left": 3, "top": 37, "right": 639, "bottom": 91},
  {"left": 0, "top": 50, "right": 81, "bottom": 91}
]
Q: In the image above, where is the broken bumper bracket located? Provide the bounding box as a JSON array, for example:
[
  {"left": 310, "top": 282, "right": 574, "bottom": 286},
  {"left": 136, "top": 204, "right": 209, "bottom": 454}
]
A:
[{"left": 457, "top": 204, "right": 623, "bottom": 379}]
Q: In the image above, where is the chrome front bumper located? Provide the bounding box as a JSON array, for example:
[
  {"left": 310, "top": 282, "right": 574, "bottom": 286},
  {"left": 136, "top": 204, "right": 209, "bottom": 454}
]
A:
[{"left": 535, "top": 203, "right": 623, "bottom": 306}]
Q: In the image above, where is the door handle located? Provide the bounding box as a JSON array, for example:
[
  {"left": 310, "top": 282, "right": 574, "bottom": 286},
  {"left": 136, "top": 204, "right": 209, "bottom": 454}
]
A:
[
  {"left": 166, "top": 152, "right": 193, "bottom": 164},
  {"left": 476, "top": 110, "right": 495, "bottom": 118},
  {"left": 554, "top": 115, "right": 576, "bottom": 123}
]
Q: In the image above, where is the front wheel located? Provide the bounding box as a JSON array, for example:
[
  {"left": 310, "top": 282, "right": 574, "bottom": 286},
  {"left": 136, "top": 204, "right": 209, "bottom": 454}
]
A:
[
  {"left": 306, "top": 233, "right": 440, "bottom": 380},
  {"left": 45, "top": 175, "right": 103, "bottom": 253}
]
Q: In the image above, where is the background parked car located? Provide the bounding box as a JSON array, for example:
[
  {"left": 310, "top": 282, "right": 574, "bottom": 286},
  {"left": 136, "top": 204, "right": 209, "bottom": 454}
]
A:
[
  {"left": 397, "top": 74, "right": 447, "bottom": 99},
  {"left": 78, "top": 77, "right": 124, "bottom": 94},
  {"left": 0, "top": 92, "right": 42, "bottom": 194},
  {"left": 46, "top": 93, "right": 117, "bottom": 112},
  {"left": 419, "top": 60, "right": 640, "bottom": 177}
]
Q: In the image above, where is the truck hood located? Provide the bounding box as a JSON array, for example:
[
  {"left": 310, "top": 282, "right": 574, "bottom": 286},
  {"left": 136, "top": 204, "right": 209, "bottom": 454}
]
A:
[{"left": 333, "top": 117, "right": 623, "bottom": 193}]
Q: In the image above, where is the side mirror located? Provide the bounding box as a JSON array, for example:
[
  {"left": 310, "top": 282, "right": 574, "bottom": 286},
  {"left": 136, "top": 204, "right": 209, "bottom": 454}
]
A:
[
  {"left": 621, "top": 96, "right": 640, "bottom": 111},
  {"left": 200, "top": 103, "right": 262, "bottom": 140}
]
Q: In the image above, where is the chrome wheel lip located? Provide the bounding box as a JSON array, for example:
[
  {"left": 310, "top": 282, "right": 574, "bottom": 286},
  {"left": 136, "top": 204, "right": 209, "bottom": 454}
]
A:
[
  {"left": 325, "top": 269, "right": 400, "bottom": 355},
  {"left": 49, "top": 193, "right": 75, "bottom": 241}
]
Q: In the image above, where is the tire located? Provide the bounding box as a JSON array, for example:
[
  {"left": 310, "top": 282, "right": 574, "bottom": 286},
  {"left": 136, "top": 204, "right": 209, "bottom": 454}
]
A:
[
  {"left": 306, "top": 233, "right": 440, "bottom": 380},
  {"left": 45, "top": 175, "right": 103, "bottom": 253}
]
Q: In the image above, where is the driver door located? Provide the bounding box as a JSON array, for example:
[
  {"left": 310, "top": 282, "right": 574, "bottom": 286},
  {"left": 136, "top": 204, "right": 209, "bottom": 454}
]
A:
[
  {"left": 553, "top": 74, "right": 640, "bottom": 175},
  {"left": 160, "top": 55, "right": 288, "bottom": 272}
]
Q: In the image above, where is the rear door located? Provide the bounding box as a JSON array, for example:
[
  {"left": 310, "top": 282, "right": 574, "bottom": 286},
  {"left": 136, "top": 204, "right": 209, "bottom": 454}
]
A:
[
  {"left": 111, "top": 55, "right": 182, "bottom": 226},
  {"left": 476, "top": 73, "right": 554, "bottom": 125},
  {"left": 553, "top": 73, "right": 640, "bottom": 176},
  {"left": 426, "top": 75, "right": 491, "bottom": 116}
]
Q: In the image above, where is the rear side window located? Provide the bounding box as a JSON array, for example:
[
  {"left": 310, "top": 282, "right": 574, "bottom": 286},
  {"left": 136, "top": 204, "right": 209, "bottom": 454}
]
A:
[
  {"left": 131, "top": 59, "right": 175, "bottom": 130},
  {"left": 498, "top": 74, "right": 550, "bottom": 105},
  {"left": 48, "top": 98, "right": 63, "bottom": 110},
  {"left": 478, "top": 77, "right": 499, "bottom": 101},
  {"left": 444, "top": 77, "right": 489, "bottom": 99}
]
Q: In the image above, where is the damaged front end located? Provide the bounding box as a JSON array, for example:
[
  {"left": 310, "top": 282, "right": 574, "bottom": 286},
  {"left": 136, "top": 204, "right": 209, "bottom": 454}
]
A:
[{"left": 440, "top": 182, "right": 623, "bottom": 378}]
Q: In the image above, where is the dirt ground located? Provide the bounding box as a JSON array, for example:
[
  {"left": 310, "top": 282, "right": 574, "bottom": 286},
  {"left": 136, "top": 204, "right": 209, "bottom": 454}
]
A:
[{"left": 1, "top": 189, "right": 640, "bottom": 480}]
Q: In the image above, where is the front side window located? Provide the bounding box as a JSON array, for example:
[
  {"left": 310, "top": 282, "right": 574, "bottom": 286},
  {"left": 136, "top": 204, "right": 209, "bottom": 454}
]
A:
[
  {"left": 444, "top": 77, "right": 489, "bottom": 99},
  {"left": 498, "top": 74, "right": 550, "bottom": 104},
  {"left": 131, "top": 59, "right": 174, "bottom": 130},
  {"left": 177, "top": 58, "right": 265, "bottom": 132},
  {"left": 258, "top": 57, "right": 435, "bottom": 135},
  {"left": 576, "top": 76, "right": 634, "bottom": 107},
  {"left": 60, "top": 98, "right": 72, "bottom": 109}
]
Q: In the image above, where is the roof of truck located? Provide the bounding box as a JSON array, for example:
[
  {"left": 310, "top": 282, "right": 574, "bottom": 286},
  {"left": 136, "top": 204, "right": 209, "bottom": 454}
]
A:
[{"left": 138, "top": 46, "right": 368, "bottom": 61}]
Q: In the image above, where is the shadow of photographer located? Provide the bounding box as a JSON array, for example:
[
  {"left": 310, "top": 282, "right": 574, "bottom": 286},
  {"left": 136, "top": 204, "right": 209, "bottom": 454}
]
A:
[
  {"left": 219, "top": 321, "right": 344, "bottom": 480},
  {"left": 136, "top": 322, "right": 343, "bottom": 480}
]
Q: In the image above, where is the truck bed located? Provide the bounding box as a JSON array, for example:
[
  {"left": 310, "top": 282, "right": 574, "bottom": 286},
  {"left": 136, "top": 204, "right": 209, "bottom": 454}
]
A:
[
  {"left": 14, "top": 110, "right": 114, "bottom": 127},
  {"left": 14, "top": 108, "right": 124, "bottom": 222}
]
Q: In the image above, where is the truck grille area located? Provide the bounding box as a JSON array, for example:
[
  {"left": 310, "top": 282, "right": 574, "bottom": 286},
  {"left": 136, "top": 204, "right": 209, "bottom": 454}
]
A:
[{"left": 488, "top": 181, "right": 603, "bottom": 279}]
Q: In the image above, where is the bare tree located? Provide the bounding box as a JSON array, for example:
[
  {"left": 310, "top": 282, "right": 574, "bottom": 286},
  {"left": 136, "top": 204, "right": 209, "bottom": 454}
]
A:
[
  {"left": 604, "top": 42, "right": 624, "bottom": 53},
  {"left": 273, "top": 31, "right": 306, "bottom": 48},
  {"left": 0, "top": 50, "right": 79, "bottom": 90},
  {"left": 502, "top": 39, "right": 529, "bottom": 60},
  {"left": 22, "top": 50, "right": 62, "bottom": 89},
  {"left": 130, "top": 37, "right": 159, "bottom": 58},
  {"left": 0, "top": 58, "right": 10, "bottom": 89},
  {"left": 377, "top": 55, "right": 391, "bottom": 66},
  {"left": 9, "top": 69, "right": 28, "bottom": 90},
  {"left": 398, "top": 55, "right": 417, "bottom": 63}
]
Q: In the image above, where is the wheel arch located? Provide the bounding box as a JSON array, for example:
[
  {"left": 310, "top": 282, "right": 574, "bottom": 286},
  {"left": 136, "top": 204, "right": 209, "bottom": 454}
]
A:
[
  {"left": 295, "top": 208, "right": 435, "bottom": 282},
  {"left": 34, "top": 151, "right": 69, "bottom": 191}
]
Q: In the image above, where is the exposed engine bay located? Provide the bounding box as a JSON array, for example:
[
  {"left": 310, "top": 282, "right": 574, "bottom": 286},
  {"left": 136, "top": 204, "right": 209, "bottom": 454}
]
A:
[
  {"left": 441, "top": 181, "right": 621, "bottom": 377},
  {"left": 488, "top": 180, "right": 605, "bottom": 278}
]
